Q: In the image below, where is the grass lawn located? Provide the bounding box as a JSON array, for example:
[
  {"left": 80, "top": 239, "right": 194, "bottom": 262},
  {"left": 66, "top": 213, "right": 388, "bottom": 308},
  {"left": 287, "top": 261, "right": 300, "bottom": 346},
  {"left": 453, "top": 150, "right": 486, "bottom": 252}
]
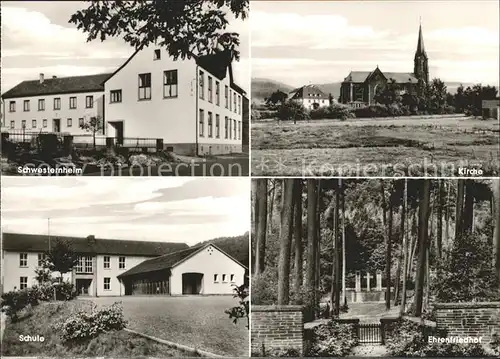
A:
[
  {"left": 87, "top": 295, "right": 248, "bottom": 357},
  {"left": 251, "top": 116, "right": 500, "bottom": 176},
  {"left": 1, "top": 300, "right": 192, "bottom": 357}
]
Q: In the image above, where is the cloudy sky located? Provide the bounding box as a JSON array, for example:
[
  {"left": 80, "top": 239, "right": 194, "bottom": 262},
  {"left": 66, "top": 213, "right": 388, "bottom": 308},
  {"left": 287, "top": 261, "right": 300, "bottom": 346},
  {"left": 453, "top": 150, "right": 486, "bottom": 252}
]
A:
[
  {"left": 252, "top": 0, "right": 499, "bottom": 87},
  {"left": 0, "top": 1, "right": 250, "bottom": 92},
  {"left": 1, "top": 178, "right": 249, "bottom": 246}
]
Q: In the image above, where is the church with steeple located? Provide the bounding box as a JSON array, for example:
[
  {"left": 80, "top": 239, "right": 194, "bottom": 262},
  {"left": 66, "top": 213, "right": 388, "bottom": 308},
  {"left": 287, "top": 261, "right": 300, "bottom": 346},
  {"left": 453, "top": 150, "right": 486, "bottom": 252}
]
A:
[{"left": 339, "top": 23, "right": 429, "bottom": 107}]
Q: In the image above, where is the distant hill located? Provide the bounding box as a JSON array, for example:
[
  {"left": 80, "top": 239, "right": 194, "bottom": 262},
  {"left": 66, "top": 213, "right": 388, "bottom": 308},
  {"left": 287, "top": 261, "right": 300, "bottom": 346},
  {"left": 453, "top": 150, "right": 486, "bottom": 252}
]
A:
[
  {"left": 251, "top": 78, "right": 294, "bottom": 103},
  {"left": 197, "top": 233, "right": 249, "bottom": 268}
]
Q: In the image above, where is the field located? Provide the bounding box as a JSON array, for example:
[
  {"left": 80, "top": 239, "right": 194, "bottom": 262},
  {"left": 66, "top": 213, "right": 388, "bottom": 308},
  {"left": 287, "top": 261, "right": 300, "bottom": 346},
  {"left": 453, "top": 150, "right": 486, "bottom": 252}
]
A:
[
  {"left": 251, "top": 115, "right": 500, "bottom": 176},
  {"left": 89, "top": 295, "right": 249, "bottom": 357}
]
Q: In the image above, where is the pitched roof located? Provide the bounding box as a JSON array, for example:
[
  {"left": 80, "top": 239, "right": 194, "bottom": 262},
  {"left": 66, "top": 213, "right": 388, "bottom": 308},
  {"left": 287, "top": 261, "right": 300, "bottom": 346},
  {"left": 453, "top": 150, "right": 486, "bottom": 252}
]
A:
[
  {"left": 117, "top": 244, "right": 245, "bottom": 278},
  {"left": 1, "top": 232, "right": 188, "bottom": 257},
  {"left": 1, "top": 74, "right": 112, "bottom": 99},
  {"left": 289, "top": 84, "right": 329, "bottom": 100},
  {"left": 343, "top": 70, "right": 418, "bottom": 84}
]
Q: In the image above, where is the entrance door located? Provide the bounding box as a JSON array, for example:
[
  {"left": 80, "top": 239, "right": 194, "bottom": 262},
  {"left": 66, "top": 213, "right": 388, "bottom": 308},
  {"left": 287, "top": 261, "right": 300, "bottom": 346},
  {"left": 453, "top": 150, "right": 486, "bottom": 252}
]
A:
[
  {"left": 109, "top": 121, "right": 124, "bottom": 145},
  {"left": 53, "top": 119, "right": 61, "bottom": 132},
  {"left": 76, "top": 279, "right": 92, "bottom": 296},
  {"left": 182, "top": 273, "right": 204, "bottom": 294}
]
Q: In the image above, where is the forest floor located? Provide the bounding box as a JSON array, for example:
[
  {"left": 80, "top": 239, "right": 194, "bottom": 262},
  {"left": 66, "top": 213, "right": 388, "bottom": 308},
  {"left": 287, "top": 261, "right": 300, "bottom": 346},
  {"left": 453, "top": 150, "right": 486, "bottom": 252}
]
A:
[{"left": 251, "top": 116, "right": 499, "bottom": 176}]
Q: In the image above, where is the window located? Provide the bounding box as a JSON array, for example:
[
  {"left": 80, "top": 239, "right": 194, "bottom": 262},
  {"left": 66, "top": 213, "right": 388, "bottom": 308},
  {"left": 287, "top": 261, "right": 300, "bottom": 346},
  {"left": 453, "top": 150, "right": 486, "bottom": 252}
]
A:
[
  {"left": 208, "top": 112, "right": 213, "bottom": 138},
  {"left": 10, "top": 121, "right": 14, "bottom": 129},
  {"left": 76, "top": 256, "right": 93, "bottom": 273},
  {"left": 79, "top": 118, "right": 84, "bottom": 127},
  {"left": 222, "top": 274, "right": 227, "bottom": 282},
  {"left": 230, "top": 274, "right": 235, "bottom": 282},
  {"left": 233, "top": 119, "right": 237, "bottom": 139},
  {"left": 54, "top": 97, "right": 61, "bottom": 110},
  {"left": 154, "top": 49, "right": 161, "bottom": 60},
  {"left": 119, "top": 256, "right": 125, "bottom": 269},
  {"left": 238, "top": 96, "right": 241, "bottom": 115},
  {"left": 208, "top": 76, "right": 213, "bottom": 103},
  {"left": 69, "top": 96, "right": 77, "bottom": 109},
  {"left": 38, "top": 99, "right": 45, "bottom": 111},
  {"left": 67, "top": 118, "right": 72, "bottom": 127},
  {"left": 233, "top": 93, "right": 237, "bottom": 113},
  {"left": 229, "top": 118, "right": 232, "bottom": 139},
  {"left": 215, "top": 114, "right": 220, "bottom": 138},
  {"left": 238, "top": 121, "right": 241, "bottom": 140},
  {"left": 163, "top": 70, "right": 178, "bottom": 98},
  {"left": 103, "top": 256, "right": 110, "bottom": 268},
  {"left": 138, "top": 73, "right": 152, "bottom": 100},
  {"left": 215, "top": 81, "right": 220, "bottom": 106},
  {"left": 9, "top": 101, "right": 15, "bottom": 112},
  {"left": 199, "top": 70, "right": 204, "bottom": 99},
  {"left": 224, "top": 117, "right": 228, "bottom": 139},
  {"left": 110, "top": 90, "right": 122, "bottom": 103},
  {"left": 214, "top": 274, "right": 219, "bottom": 282},
  {"left": 23, "top": 100, "right": 30, "bottom": 112},
  {"left": 229, "top": 90, "right": 232, "bottom": 111},
  {"left": 20, "top": 277, "right": 28, "bottom": 290},
  {"left": 86, "top": 95, "right": 93, "bottom": 108},
  {"left": 43, "top": 119, "right": 47, "bottom": 128},
  {"left": 21, "top": 120, "right": 26, "bottom": 129},
  {"left": 199, "top": 109, "right": 204, "bottom": 137},
  {"left": 104, "top": 277, "right": 110, "bottom": 290},
  {"left": 32, "top": 119, "right": 36, "bottom": 128},
  {"left": 224, "top": 85, "right": 228, "bottom": 108},
  {"left": 38, "top": 253, "right": 46, "bottom": 267},
  {"left": 20, "top": 253, "right": 28, "bottom": 267}
]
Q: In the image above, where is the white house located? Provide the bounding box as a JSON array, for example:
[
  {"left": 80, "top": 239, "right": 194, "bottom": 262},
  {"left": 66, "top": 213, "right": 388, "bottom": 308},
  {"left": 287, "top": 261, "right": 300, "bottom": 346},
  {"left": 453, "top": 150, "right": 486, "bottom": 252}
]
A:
[
  {"left": 104, "top": 47, "right": 246, "bottom": 155},
  {"left": 117, "top": 243, "right": 246, "bottom": 295},
  {"left": 1, "top": 73, "right": 108, "bottom": 135},
  {"left": 0, "top": 232, "right": 188, "bottom": 297},
  {"left": 289, "top": 84, "right": 331, "bottom": 110}
]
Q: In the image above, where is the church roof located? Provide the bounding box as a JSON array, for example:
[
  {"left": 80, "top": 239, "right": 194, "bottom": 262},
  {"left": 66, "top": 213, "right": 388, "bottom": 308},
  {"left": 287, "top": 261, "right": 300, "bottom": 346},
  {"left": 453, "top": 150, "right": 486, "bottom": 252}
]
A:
[
  {"left": 344, "top": 71, "right": 373, "bottom": 83},
  {"left": 289, "top": 84, "right": 329, "bottom": 100},
  {"left": 416, "top": 23, "right": 426, "bottom": 55},
  {"left": 343, "top": 70, "right": 418, "bottom": 84}
]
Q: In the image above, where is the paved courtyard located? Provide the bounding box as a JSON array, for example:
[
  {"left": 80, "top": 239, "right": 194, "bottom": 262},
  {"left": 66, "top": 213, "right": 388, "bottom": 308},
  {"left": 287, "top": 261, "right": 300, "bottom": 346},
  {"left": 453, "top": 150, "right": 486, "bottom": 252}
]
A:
[{"left": 86, "top": 295, "right": 248, "bottom": 357}]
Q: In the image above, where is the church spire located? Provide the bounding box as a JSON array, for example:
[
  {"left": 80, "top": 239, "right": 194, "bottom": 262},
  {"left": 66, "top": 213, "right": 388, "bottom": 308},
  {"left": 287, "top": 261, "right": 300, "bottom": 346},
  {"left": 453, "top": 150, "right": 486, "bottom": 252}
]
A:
[
  {"left": 414, "top": 19, "right": 429, "bottom": 84},
  {"left": 416, "top": 20, "right": 426, "bottom": 55}
]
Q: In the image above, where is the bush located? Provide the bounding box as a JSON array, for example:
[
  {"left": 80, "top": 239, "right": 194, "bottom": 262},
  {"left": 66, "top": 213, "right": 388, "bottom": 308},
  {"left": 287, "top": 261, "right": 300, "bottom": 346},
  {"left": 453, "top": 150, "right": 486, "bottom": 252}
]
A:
[
  {"left": 54, "top": 282, "right": 77, "bottom": 301},
  {"left": 58, "top": 302, "right": 127, "bottom": 342},
  {"left": 251, "top": 268, "right": 278, "bottom": 305},
  {"left": 307, "top": 321, "right": 358, "bottom": 357},
  {"left": 277, "top": 101, "right": 310, "bottom": 123},
  {"left": 309, "top": 104, "right": 354, "bottom": 120},
  {"left": 353, "top": 104, "right": 391, "bottom": 118},
  {"left": 1, "top": 290, "right": 30, "bottom": 321}
]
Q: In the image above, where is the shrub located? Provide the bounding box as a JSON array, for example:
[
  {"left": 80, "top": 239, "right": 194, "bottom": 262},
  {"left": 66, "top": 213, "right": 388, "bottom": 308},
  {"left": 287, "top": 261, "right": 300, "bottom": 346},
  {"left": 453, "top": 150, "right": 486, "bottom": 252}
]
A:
[
  {"left": 1, "top": 290, "right": 30, "bottom": 321},
  {"left": 266, "top": 348, "right": 301, "bottom": 357},
  {"left": 307, "top": 321, "right": 358, "bottom": 357},
  {"left": 251, "top": 268, "right": 278, "bottom": 305},
  {"left": 54, "top": 282, "right": 77, "bottom": 301},
  {"left": 277, "top": 101, "right": 310, "bottom": 123},
  {"left": 353, "top": 104, "right": 391, "bottom": 118},
  {"left": 59, "top": 302, "right": 127, "bottom": 342},
  {"left": 309, "top": 104, "right": 354, "bottom": 120}
]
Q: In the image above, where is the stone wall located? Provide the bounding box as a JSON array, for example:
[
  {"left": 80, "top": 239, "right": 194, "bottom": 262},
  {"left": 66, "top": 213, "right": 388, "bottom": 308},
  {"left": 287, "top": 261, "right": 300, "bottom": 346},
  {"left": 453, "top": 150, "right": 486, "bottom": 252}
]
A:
[
  {"left": 251, "top": 305, "right": 304, "bottom": 356},
  {"left": 435, "top": 302, "right": 500, "bottom": 344}
]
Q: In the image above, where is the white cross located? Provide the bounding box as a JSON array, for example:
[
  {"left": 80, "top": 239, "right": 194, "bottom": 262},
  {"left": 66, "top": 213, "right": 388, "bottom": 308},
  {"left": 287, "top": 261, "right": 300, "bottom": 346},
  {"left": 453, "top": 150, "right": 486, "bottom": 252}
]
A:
[{"left": 363, "top": 272, "right": 372, "bottom": 291}]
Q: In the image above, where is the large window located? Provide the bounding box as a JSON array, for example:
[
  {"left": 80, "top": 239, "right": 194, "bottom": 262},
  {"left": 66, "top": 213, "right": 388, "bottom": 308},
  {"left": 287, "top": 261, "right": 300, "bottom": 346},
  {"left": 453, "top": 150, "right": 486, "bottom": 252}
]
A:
[
  {"left": 69, "top": 97, "right": 77, "bottom": 109},
  {"left": 104, "top": 256, "right": 110, "bottom": 269},
  {"left": 21, "top": 120, "right": 26, "bottom": 129},
  {"left": 199, "top": 109, "right": 204, "bottom": 137},
  {"left": 86, "top": 95, "right": 93, "bottom": 108},
  {"left": 215, "top": 114, "right": 220, "bottom": 138},
  {"left": 224, "top": 117, "right": 228, "bottom": 139},
  {"left": 233, "top": 119, "right": 237, "bottom": 139},
  {"left": 43, "top": 119, "right": 48, "bottom": 128},
  {"left": 76, "top": 256, "right": 93, "bottom": 273},
  {"left": 208, "top": 76, "right": 213, "bottom": 103},
  {"left": 38, "top": 99, "right": 45, "bottom": 111},
  {"left": 23, "top": 100, "right": 30, "bottom": 112},
  {"left": 163, "top": 70, "right": 178, "bottom": 98},
  {"left": 104, "top": 277, "right": 111, "bottom": 291},
  {"left": 208, "top": 112, "right": 213, "bottom": 138},
  {"left": 138, "top": 73, "right": 152, "bottom": 100},
  {"left": 215, "top": 81, "right": 220, "bottom": 106},
  {"left": 19, "top": 253, "right": 28, "bottom": 267},
  {"left": 224, "top": 85, "right": 228, "bottom": 108},
  {"left": 54, "top": 97, "right": 61, "bottom": 110},
  {"left": 228, "top": 118, "right": 232, "bottom": 139},
  {"left": 110, "top": 90, "right": 122, "bottom": 103},
  {"left": 119, "top": 256, "right": 126, "bottom": 269},
  {"left": 67, "top": 118, "right": 72, "bottom": 127},
  {"left": 32, "top": 119, "right": 37, "bottom": 128},
  {"left": 10, "top": 121, "right": 14, "bottom": 129},
  {"left": 199, "top": 70, "right": 204, "bottom": 99},
  {"left": 238, "top": 121, "right": 241, "bottom": 140},
  {"left": 238, "top": 95, "right": 241, "bottom": 115},
  {"left": 9, "top": 101, "right": 15, "bottom": 112},
  {"left": 229, "top": 90, "right": 232, "bottom": 111},
  {"left": 20, "top": 277, "right": 28, "bottom": 290},
  {"left": 233, "top": 92, "right": 237, "bottom": 113}
]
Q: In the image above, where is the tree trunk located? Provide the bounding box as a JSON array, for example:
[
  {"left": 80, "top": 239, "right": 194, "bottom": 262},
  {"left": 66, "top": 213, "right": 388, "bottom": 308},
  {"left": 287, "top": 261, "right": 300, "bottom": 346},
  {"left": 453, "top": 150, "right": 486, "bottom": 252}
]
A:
[
  {"left": 455, "top": 179, "right": 465, "bottom": 240},
  {"left": 255, "top": 179, "right": 268, "bottom": 274},
  {"left": 293, "top": 180, "right": 303, "bottom": 295},
  {"left": 414, "top": 180, "right": 430, "bottom": 317},
  {"left": 315, "top": 181, "right": 322, "bottom": 316},
  {"left": 492, "top": 178, "right": 500, "bottom": 282},
  {"left": 395, "top": 182, "right": 406, "bottom": 306},
  {"left": 400, "top": 178, "right": 408, "bottom": 316},
  {"left": 333, "top": 179, "right": 341, "bottom": 317},
  {"left": 463, "top": 180, "right": 474, "bottom": 234},
  {"left": 445, "top": 181, "right": 450, "bottom": 256},
  {"left": 268, "top": 180, "right": 275, "bottom": 237},
  {"left": 380, "top": 180, "right": 392, "bottom": 310},
  {"left": 436, "top": 179, "right": 443, "bottom": 259},
  {"left": 306, "top": 179, "right": 318, "bottom": 319},
  {"left": 277, "top": 179, "right": 295, "bottom": 305},
  {"left": 341, "top": 180, "right": 347, "bottom": 307}
]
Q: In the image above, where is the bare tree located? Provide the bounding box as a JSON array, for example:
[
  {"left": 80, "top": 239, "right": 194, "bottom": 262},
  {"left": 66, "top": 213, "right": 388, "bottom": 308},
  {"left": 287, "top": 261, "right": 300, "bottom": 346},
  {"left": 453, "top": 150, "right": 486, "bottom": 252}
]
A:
[
  {"left": 414, "top": 180, "right": 430, "bottom": 317},
  {"left": 293, "top": 179, "right": 304, "bottom": 295},
  {"left": 399, "top": 178, "right": 409, "bottom": 316},
  {"left": 254, "top": 179, "right": 268, "bottom": 274},
  {"left": 306, "top": 179, "right": 318, "bottom": 318},
  {"left": 277, "top": 179, "right": 295, "bottom": 305}
]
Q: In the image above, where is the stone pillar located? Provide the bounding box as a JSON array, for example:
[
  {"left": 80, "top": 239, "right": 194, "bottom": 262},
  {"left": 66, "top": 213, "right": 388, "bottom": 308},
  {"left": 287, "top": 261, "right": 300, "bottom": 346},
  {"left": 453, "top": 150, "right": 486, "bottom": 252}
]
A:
[
  {"left": 364, "top": 272, "right": 371, "bottom": 292},
  {"left": 376, "top": 270, "right": 382, "bottom": 291},
  {"left": 355, "top": 270, "right": 361, "bottom": 292}
]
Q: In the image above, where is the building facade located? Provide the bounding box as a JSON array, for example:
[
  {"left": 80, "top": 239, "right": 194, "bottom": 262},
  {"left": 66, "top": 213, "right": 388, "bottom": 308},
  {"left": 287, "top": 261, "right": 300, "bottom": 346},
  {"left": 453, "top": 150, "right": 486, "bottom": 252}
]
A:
[
  {"left": 289, "top": 85, "right": 330, "bottom": 110},
  {"left": 104, "top": 48, "right": 246, "bottom": 155},
  {"left": 1, "top": 232, "right": 188, "bottom": 296},
  {"left": 1, "top": 73, "right": 108, "bottom": 135},
  {"left": 339, "top": 24, "right": 429, "bottom": 106}
]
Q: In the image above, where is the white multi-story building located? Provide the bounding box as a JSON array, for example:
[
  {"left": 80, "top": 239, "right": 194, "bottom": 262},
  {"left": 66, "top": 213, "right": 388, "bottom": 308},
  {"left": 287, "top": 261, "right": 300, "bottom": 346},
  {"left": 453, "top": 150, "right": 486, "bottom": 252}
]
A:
[
  {"left": 1, "top": 49, "right": 247, "bottom": 155},
  {"left": 289, "top": 84, "right": 331, "bottom": 110},
  {"left": 1, "top": 232, "right": 246, "bottom": 296},
  {"left": 1, "top": 73, "right": 108, "bottom": 135},
  {"left": 104, "top": 47, "right": 245, "bottom": 155}
]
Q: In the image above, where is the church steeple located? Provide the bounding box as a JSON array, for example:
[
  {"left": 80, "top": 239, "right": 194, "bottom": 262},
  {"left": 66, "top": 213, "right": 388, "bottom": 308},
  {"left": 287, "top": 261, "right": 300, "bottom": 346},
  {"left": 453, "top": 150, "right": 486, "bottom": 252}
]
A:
[{"left": 414, "top": 20, "right": 429, "bottom": 84}]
